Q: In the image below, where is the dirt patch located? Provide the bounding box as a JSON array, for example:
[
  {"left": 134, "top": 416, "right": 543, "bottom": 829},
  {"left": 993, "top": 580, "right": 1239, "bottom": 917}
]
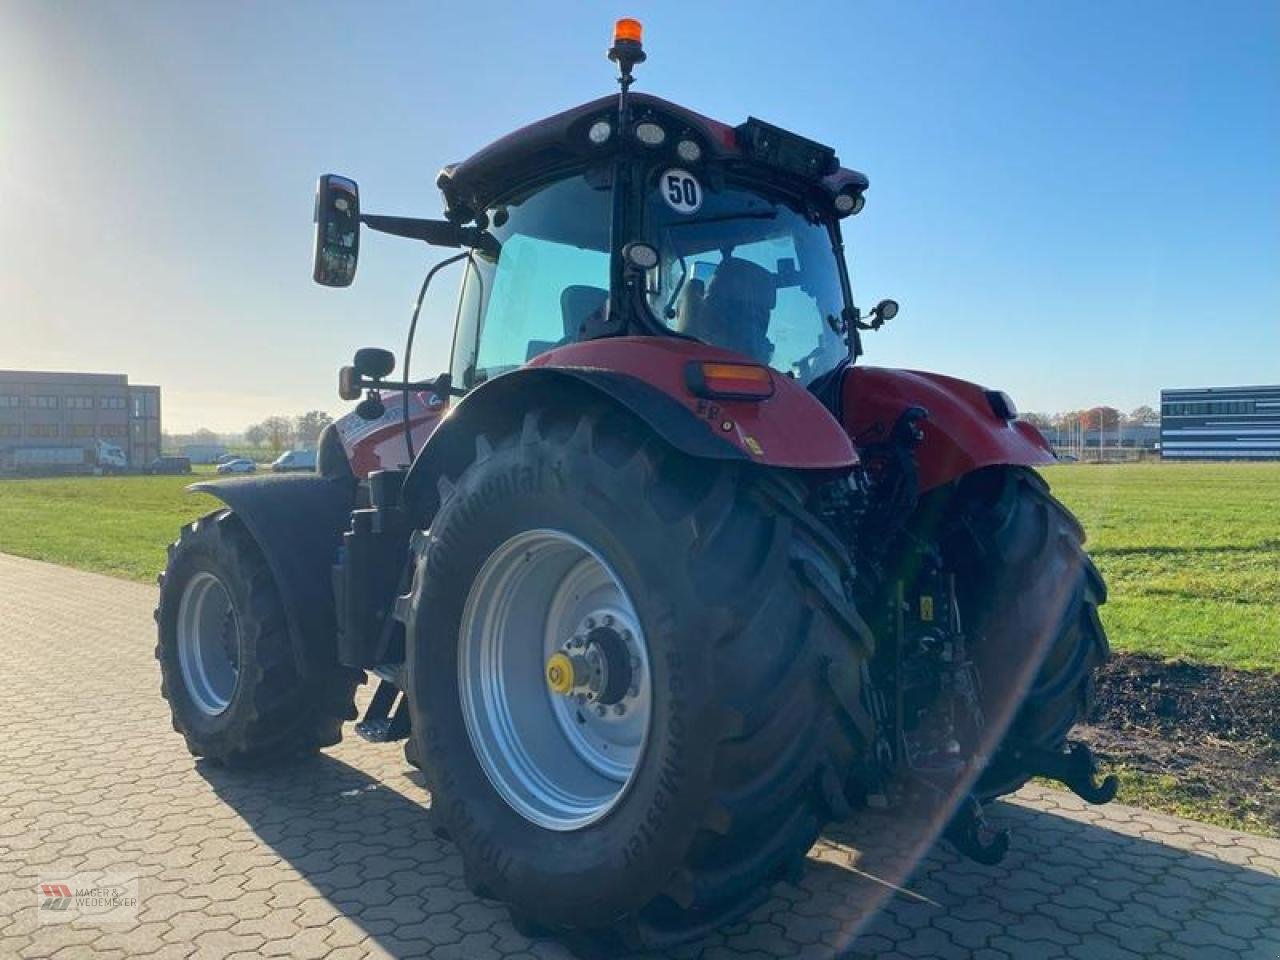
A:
[{"left": 1075, "top": 654, "right": 1280, "bottom": 834}]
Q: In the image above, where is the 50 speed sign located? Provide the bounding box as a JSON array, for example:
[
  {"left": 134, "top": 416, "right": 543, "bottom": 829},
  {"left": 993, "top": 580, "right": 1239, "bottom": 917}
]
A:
[{"left": 659, "top": 169, "right": 702, "bottom": 214}]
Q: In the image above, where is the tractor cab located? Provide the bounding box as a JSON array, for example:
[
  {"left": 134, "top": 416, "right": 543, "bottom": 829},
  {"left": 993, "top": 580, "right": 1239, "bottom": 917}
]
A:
[
  {"left": 314, "top": 19, "right": 890, "bottom": 414},
  {"left": 438, "top": 90, "right": 870, "bottom": 391}
]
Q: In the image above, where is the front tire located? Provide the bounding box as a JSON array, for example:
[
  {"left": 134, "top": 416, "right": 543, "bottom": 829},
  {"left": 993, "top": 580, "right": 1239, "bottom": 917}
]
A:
[
  {"left": 402, "top": 406, "right": 869, "bottom": 952},
  {"left": 155, "top": 510, "right": 360, "bottom": 766}
]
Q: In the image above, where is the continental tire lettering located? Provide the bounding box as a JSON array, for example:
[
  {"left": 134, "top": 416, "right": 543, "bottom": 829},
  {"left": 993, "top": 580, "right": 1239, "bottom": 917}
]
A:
[
  {"left": 427, "top": 461, "right": 558, "bottom": 579},
  {"left": 623, "top": 645, "right": 688, "bottom": 867},
  {"left": 624, "top": 753, "right": 684, "bottom": 868}
]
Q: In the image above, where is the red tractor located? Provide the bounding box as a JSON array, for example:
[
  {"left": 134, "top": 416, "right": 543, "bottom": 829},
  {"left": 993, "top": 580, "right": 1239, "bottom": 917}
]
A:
[{"left": 156, "top": 20, "right": 1114, "bottom": 953}]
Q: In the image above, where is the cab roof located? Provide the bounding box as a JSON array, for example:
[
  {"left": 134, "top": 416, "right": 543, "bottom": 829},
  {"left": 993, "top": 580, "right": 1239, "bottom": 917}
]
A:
[{"left": 437, "top": 92, "right": 868, "bottom": 222}]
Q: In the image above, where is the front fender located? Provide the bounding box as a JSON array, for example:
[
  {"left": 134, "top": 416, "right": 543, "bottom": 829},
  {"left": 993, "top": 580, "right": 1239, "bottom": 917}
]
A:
[
  {"left": 190, "top": 473, "right": 356, "bottom": 677},
  {"left": 841, "top": 367, "right": 1055, "bottom": 492}
]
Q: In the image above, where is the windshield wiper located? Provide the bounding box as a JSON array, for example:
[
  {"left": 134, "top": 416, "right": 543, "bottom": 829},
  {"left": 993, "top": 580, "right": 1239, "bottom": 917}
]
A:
[{"left": 663, "top": 253, "right": 688, "bottom": 318}]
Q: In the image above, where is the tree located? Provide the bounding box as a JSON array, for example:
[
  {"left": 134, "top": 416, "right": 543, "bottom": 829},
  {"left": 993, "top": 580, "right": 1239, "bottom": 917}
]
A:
[
  {"left": 261, "top": 416, "right": 295, "bottom": 453},
  {"left": 1128, "top": 405, "right": 1159, "bottom": 426},
  {"left": 1020, "top": 412, "right": 1053, "bottom": 429},
  {"left": 1080, "top": 406, "right": 1122, "bottom": 431},
  {"left": 293, "top": 410, "right": 334, "bottom": 449},
  {"left": 244, "top": 423, "right": 267, "bottom": 448}
]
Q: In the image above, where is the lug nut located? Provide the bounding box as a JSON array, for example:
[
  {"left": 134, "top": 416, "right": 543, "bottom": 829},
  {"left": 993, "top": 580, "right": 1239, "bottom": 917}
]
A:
[
  {"left": 596, "top": 704, "right": 607, "bottom": 717},
  {"left": 613, "top": 704, "right": 626, "bottom": 716}
]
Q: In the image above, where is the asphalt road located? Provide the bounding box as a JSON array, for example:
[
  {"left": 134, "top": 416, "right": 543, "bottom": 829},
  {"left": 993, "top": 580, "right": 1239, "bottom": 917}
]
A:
[{"left": 1, "top": 552, "right": 1277, "bottom": 959}]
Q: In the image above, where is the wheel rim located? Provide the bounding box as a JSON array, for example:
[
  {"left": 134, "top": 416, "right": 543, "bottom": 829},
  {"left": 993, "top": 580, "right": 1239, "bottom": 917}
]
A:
[
  {"left": 177, "top": 571, "right": 241, "bottom": 716},
  {"left": 458, "top": 529, "right": 652, "bottom": 831}
]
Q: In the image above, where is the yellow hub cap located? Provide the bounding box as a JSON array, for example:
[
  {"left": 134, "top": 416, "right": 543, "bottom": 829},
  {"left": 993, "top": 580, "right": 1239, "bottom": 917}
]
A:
[{"left": 545, "top": 652, "right": 575, "bottom": 695}]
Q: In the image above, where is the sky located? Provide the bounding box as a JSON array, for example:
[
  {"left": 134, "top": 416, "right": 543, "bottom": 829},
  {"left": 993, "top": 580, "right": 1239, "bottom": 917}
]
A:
[{"left": 1, "top": 1, "right": 1277, "bottom": 433}]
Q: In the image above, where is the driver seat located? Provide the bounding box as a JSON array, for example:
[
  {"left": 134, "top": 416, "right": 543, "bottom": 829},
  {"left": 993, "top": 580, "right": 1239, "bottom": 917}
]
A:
[
  {"left": 697, "top": 257, "right": 776, "bottom": 362},
  {"left": 560, "top": 285, "right": 608, "bottom": 342}
]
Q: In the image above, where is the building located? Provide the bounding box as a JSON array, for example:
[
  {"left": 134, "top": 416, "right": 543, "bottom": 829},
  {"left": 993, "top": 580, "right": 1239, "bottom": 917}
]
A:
[
  {"left": 1160, "top": 385, "right": 1280, "bottom": 460},
  {"left": 0, "top": 370, "right": 161, "bottom": 469},
  {"left": 1047, "top": 424, "right": 1161, "bottom": 450}
]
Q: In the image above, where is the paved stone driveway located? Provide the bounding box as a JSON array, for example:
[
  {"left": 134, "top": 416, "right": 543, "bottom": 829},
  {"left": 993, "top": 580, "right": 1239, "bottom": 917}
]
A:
[{"left": 1, "top": 552, "right": 1277, "bottom": 959}]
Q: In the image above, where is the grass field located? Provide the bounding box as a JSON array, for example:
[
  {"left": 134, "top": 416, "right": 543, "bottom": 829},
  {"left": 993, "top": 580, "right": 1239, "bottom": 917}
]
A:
[
  {"left": 1, "top": 461, "right": 1277, "bottom": 670},
  {"left": 0, "top": 470, "right": 220, "bottom": 582},
  {"left": 1042, "top": 463, "right": 1279, "bottom": 672}
]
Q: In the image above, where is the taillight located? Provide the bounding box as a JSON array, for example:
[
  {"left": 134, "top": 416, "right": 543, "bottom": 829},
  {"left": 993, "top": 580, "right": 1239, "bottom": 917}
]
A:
[{"left": 685, "top": 362, "right": 775, "bottom": 401}]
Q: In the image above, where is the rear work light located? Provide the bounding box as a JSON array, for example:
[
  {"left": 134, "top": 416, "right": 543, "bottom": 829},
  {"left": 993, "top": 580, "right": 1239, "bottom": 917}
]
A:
[
  {"left": 587, "top": 119, "right": 613, "bottom": 144},
  {"left": 686, "top": 362, "right": 775, "bottom": 401}
]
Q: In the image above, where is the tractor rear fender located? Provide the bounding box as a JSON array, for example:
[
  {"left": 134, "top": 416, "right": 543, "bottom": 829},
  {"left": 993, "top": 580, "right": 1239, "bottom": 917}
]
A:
[
  {"left": 841, "top": 366, "right": 1056, "bottom": 493},
  {"left": 189, "top": 473, "right": 357, "bottom": 677},
  {"left": 400, "top": 338, "right": 858, "bottom": 524}
]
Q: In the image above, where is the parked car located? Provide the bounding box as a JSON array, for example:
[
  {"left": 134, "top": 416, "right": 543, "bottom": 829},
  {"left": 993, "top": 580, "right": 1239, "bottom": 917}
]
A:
[
  {"left": 215, "top": 458, "right": 256, "bottom": 475},
  {"left": 215, "top": 453, "right": 240, "bottom": 464},
  {"left": 146, "top": 456, "right": 192, "bottom": 475},
  {"left": 271, "top": 449, "right": 318, "bottom": 473}
]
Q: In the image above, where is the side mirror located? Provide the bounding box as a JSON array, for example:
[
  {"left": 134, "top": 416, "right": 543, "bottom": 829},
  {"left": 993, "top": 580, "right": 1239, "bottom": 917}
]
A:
[{"left": 313, "top": 174, "right": 361, "bottom": 287}]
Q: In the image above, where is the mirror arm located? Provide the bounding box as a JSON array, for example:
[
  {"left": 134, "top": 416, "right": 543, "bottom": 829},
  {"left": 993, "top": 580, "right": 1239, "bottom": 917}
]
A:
[
  {"left": 344, "top": 373, "right": 454, "bottom": 396},
  {"left": 361, "top": 214, "right": 463, "bottom": 245},
  {"left": 361, "top": 214, "right": 499, "bottom": 255}
]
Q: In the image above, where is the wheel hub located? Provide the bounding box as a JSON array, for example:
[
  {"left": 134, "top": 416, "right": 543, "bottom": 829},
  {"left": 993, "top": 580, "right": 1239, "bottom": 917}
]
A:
[{"left": 545, "top": 622, "right": 637, "bottom": 707}]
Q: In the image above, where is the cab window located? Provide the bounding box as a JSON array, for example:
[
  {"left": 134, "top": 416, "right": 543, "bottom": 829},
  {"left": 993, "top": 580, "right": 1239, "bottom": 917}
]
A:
[{"left": 451, "top": 174, "right": 611, "bottom": 388}]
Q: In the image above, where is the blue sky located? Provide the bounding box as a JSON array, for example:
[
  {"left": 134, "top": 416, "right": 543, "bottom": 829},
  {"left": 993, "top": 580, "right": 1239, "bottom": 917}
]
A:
[{"left": 2, "top": 1, "right": 1276, "bottom": 431}]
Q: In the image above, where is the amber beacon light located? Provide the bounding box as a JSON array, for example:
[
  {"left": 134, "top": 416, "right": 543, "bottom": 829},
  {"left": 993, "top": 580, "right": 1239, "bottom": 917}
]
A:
[
  {"left": 613, "top": 18, "right": 643, "bottom": 45},
  {"left": 609, "top": 17, "right": 646, "bottom": 84}
]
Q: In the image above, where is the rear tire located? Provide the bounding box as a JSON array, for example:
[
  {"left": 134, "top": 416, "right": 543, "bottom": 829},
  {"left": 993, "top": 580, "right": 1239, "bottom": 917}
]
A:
[
  {"left": 940, "top": 467, "right": 1108, "bottom": 798},
  {"left": 155, "top": 509, "right": 360, "bottom": 766},
  {"left": 401, "top": 405, "right": 869, "bottom": 953}
]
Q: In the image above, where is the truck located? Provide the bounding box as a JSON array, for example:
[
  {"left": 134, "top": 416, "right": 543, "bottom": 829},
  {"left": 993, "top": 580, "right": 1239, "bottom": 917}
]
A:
[{"left": 7, "top": 439, "right": 128, "bottom": 476}]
